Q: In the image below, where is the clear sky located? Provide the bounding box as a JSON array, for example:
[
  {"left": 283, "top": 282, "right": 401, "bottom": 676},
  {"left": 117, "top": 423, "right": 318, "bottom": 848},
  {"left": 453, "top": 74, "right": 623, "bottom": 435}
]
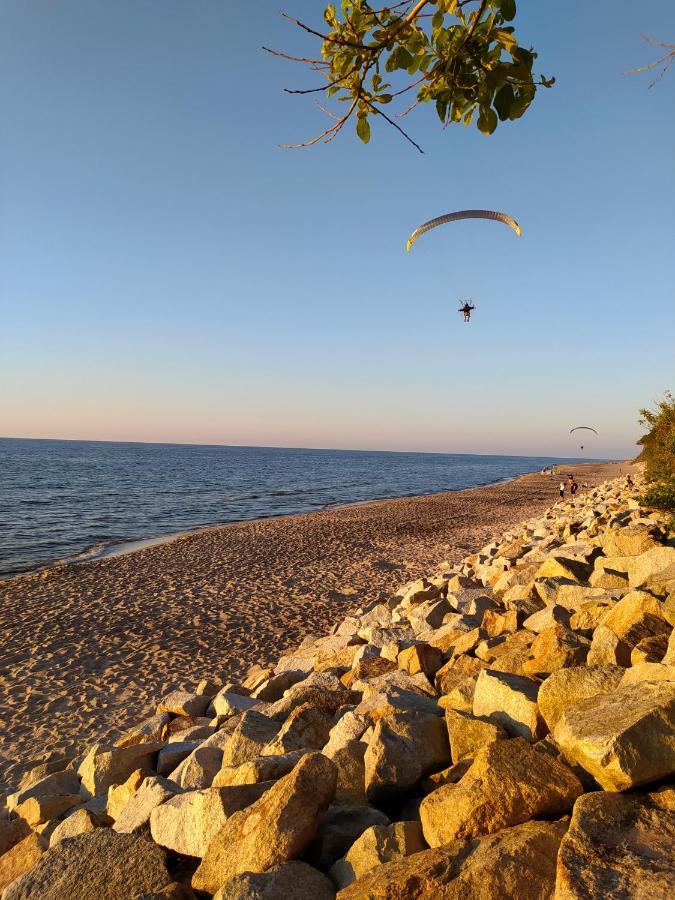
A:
[{"left": 1, "top": 1, "right": 673, "bottom": 458}]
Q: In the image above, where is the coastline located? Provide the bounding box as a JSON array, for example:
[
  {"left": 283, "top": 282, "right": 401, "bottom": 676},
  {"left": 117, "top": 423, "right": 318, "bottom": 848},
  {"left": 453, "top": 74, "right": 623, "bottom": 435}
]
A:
[
  {"left": 0, "top": 460, "right": 626, "bottom": 791},
  {"left": 2, "top": 458, "right": 616, "bottom": 582}
]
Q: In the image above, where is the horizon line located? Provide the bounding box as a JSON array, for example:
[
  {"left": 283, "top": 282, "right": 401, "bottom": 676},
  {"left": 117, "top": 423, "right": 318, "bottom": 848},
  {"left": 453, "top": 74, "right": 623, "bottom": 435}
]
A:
[{"left": 0, "top": 434, "right": 617, "bottom": 462}]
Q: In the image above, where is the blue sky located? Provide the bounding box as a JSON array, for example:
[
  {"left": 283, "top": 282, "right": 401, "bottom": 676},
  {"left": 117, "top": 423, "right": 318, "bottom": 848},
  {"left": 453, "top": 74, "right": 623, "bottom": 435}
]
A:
[{"left": 1, "top": 1, "right": 673, "bottom": 458}]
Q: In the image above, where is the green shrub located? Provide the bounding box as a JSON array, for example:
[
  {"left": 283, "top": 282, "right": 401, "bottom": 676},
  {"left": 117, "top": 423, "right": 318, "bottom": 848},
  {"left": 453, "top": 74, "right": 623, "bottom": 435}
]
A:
[{"left": 638, "top": 391, "right": 675, "bottom": 513}]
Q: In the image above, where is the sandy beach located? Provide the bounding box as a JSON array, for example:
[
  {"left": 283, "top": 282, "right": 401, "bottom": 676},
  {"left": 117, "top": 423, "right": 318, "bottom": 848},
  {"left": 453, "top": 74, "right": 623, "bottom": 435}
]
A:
[{"left": 0, "top": 461, "right": 626, "bottom": 792}]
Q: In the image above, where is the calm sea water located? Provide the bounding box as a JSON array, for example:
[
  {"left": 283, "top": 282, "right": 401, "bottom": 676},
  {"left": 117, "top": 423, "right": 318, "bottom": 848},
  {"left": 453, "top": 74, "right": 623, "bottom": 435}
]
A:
[{"left": 0, "top": 438, "right": 588, "bottom": 577}]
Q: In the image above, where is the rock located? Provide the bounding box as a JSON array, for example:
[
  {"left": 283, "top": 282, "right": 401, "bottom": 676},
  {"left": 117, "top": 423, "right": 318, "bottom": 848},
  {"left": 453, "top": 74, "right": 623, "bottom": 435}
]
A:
[
  {"left": 537, "top": 665, "right": 624, "bottom": 731},
  {"left": 7, "top": 770, "right": 80, "bottom": 814},
  {"left": 0, "top": 833, "right": 46, "bottom": 895},
  {"left": 406, "top": 599, "right": 451, "bottom": 633},
  {"left": 157, "top": 690, "right": 210, "bottom": 718},
  {"left": 17, "top": 757, "right": 74, "bottom": 792},
  {"left": 2, "top": 831, "right": 170, "bottom": 900},
  {"left": 435, "top": 655, "right": 486, "bottom": 695},
  {"left": 212, "top": 691, "right": 259, "bottom": 719},
  {"left": 13, "top": 791, "right": 82, "bottom": 827},
  {"left": 192, "top": 753, "right": 337, "bottom": 894},
  {"left": 472, "top": 669, "right": 544, "bottom": 741},
  {"left": 625, "top": 545, "right": 675, "bottom": 591},
  {"left": 482, "top": 608, "right": 520, "bottom": 637},
  {"left": 48, "top": 809, "right": 98, "bottom": 847},
  {"left": 149, "top": 783, "right": 271, "bottom": 857},
  {"left": 553, "top": 680, "right": 675, "bottom": 790},
  {"left": 157, "top": 741, "right": 199, "bottom": 776},
  {"left": 419, "top": 737, "right": 582, "bottom": 846},
  {"left": 0, "top": 818, "right": 31, "bottom": 859},
  {"left": 397, "top": 644, "right": 443, "bottom": 678},
  {"left": 331, "top": 741, "right": 368, "bottom": 806},
  {"left": 568, "top": 602, "right": 615, "bottom": 635},
  {"left": 307, "top": 805, "right": 390, "bottom": 871},
  {"left": 336, "top": 819, "right": 567, "bottom": 900},
  {"left": 554, "top": 790, "right": 675, "bottom": 899},
  {"left": 535, "top": 556, "right": 593, "bottom": 583},
  {"left": 438, "top": 676, "right": 477, "bottom": 713},
  {"left": 587, "top": 625, "right": 632, "bottom": 666},
  {"left": 263, "top": 703, "right": 335, "bottom": 755},
  {"left": 167, "top": 724, "right": 213, "bottom": 743},
  {"left": 322, "top": 711, "right": 369, "bottom": 758},
  {"left": 522, "top": 605, "right": 571, "bottom": 634},
  {"left": 329, "top": 821, "right": 425, "bottom": 889},
  {"left": 522, "top": 625, "right": 589, "bottom": 677},
  {"left": 341, "top": 658, "right": 395, "bottom": 689},
  {"left": 78, "top": 741, "right": 162, "bottom": 798},
  {"left": 599, "top": 590, "right": 671, "bottom": 646},
  {"left": 116, "top": 712, "right": 171, "bottom": 748},
  {"left": 620, "top": 661, "right": 675, "bottom": 685},
  {"left": 364, "top": 710, "right": 450, "bottom": 802},
  {"left": 398, "top": 578, "right": 441, "bottom": 607},
  {"left": 112, "top": 775, "right": 177, "bottom": 834},
  {"left": 631, "top": 632, "right": 669, "bottom": 664},
  {"left": 221, "top": 711, "right": 281, "bottom": 768},
  {"left": 214, "top": 751, "right": 307, "bottom": 787},
  {"left": 445, "top": 709, "right": 506, "bottom": 761},
  {"left": 600, "top": 524, "right": 662, "bottom": 557},
  {"left": 251, "top": 670, "right": 307, "bottom": 702},
  {"left": 421, "top": 759, "right": 473, "bottom": 793},
  {"left": 356, "top": 681, "right": 441, "bottom": 723},
  {"left": 213, "top": 861, "right": 335, "bottom": 900}
]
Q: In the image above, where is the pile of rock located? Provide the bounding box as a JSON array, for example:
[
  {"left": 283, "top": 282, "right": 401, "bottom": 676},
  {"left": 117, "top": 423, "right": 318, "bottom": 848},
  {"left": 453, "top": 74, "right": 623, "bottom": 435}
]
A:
[{"left": 1, "top": 474, "right": 674, "bottom": 898}]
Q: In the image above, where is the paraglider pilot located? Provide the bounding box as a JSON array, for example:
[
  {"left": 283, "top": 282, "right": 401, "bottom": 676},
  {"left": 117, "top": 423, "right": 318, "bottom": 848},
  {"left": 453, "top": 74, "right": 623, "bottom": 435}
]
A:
[{"left": 459, "top": 302, "right": 475, "bottom": 323}]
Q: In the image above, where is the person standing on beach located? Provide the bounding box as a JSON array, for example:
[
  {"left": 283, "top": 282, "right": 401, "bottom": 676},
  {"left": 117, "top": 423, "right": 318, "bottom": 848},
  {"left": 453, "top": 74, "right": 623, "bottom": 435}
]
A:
[
  {"left": 570, "top": 479, "right": 578, "bottom": 497},
  {"left": 559, "top": 481, "right": 565, "bottom": 500}
]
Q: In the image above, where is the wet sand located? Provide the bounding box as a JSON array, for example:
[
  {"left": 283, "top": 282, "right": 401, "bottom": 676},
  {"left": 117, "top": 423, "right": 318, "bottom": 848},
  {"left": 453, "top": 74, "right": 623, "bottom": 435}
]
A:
[{"left": 0, "top": 461, "right": 627, "bottom": 792}]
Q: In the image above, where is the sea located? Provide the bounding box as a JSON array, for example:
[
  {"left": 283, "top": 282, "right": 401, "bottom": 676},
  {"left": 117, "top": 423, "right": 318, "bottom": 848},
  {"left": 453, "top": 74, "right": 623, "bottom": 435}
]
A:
[{"left": 0, "top": 438, "right": 592, "bottom": 578}]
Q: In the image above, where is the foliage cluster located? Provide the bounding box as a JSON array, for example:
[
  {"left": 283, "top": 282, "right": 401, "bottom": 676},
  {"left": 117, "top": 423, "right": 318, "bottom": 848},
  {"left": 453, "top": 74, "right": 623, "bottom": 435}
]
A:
[
  {"left": 637, "top": 391, "right": 675, "bottom": 514},
  {"left": 270, "top": 0, "right": 554, "bottom": 151}
]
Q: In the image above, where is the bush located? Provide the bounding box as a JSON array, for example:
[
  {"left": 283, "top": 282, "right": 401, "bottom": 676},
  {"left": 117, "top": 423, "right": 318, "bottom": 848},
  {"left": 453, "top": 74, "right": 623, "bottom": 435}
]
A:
[{"left": 638, "top": 391, "right": 675, "bottom": 513}]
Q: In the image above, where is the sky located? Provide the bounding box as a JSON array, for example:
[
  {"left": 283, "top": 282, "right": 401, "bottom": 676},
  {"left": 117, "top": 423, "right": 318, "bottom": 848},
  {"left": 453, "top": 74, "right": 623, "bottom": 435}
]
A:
[{"left": 1, "top": 1, "right": 673, "bottom": 459}]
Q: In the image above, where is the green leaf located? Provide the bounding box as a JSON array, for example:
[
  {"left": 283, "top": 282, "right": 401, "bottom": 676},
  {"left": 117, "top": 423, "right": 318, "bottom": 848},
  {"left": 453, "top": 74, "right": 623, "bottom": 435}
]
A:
[
  {"left": 500, "top": 0, "right": 516, "bottom": 21},
  {"left": 494, "top": 83, "right": 514, "bottom": 120},
  {"left": 356, "top": 116, "right": 371, "bottom": 143},
  {"left": 477, "top": 105, "right": 498, "bottom": 134}
]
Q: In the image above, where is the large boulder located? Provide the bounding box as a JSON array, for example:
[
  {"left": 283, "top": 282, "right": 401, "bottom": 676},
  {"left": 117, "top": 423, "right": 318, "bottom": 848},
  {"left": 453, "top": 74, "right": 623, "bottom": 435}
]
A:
[
  {"left": 78, "top": 742, "right": 162, "bottom": 798},
  {"left": 213, "top": 862, "right": 335, "bottom": 900},
  {"left": 329, "top": 821, "right": 425, "bottom": 890},
  {"left": 157, "top": 690, "right": 210, "bottom": 718},
  {"left": 445, "top": 709, "right": 506, "bottom": 761},
  {"left": 553, "top": 680, "right": 675, "bottom": 790},
  {"left": 537, "top": 665, "right": 624, "bottom": 731},
  {"left": 150, "top": 783, "right": 272, "bottom": 857},
  {"left": 336, "top": 819, "right": 567, "bottom": 900},
  {"left": 364, "top": 710, "right": 450, "bottom": 802},
  {"left": 419, "top": 736, "right": 582, "bottom": 846},
  {"left": 112, "top": 775, "right": 178, "bottom": 834},
  {"left": 220, "top": 712, "right": 281, "bottom": 768},
  {"left": 599, "top": 590, "right": 671, "bottom": 647},
  {"left": 214, "top": 751, "right": 306, "bottom": 787},
  {"left": 472, "top": 669, "right": 545, "bottom": 741},
  {"left": 2, "top": 831, "right": 171, "bottom": 900},
  {"left": 306, "top": 805, "right": 390, "bottom": 871},
  {"left": 522, "top": 626, "right": 589, "bottom": 677},
  {"left": 554, "top": 790, "right": 675, "bottom": 899},
  {"left": 0, "top": 834, "right": 46, "bottom": 895},
  {"left": 192, "top": 753, "right": 337, "bottom": 894}
]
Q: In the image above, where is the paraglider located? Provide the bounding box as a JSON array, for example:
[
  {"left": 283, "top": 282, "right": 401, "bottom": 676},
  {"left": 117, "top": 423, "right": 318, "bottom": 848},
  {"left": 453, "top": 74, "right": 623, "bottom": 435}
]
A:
[
  {"left": 406, "top": 209, "right": 522, "bottom": 252},
  {"left": 570, "top": 426, "right": 598, "bottom": 452},
  {"left": 459, "top": 302, "right": 475, "bottom": 322}
]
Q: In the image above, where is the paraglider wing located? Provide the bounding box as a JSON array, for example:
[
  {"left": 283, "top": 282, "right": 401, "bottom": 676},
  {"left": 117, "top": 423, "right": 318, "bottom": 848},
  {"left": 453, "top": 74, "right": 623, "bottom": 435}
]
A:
[
  {"left": 406, "top": 209, "right": 522, "bottom": 252},
  {"left": 570, "top": 426, "right": 598, "bottom": 436}
]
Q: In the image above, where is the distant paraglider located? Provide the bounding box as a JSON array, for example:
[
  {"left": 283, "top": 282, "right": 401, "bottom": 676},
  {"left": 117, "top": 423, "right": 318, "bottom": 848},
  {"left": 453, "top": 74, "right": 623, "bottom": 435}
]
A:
[
  {"left": 405, "top": 209, "right": 522, "bottom": 252},
  {"left": 459, "top": 302, "right": 475, "bottom": 323},
  {"left": 570, "top": 426, "right": 598, "bottom": 452}
]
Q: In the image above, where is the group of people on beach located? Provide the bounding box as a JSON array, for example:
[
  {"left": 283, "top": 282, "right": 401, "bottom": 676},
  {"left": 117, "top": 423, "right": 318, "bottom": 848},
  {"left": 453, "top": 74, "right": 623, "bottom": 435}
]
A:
[{"left": 559, "top": 473, "right": 581, "bottom": 499}]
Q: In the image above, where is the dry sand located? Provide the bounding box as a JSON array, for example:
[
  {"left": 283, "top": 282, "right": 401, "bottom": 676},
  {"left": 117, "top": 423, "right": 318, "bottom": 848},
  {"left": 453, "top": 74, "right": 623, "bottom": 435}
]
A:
[{"left": 0, "top": 461, "right": 628, "bottom": 792}]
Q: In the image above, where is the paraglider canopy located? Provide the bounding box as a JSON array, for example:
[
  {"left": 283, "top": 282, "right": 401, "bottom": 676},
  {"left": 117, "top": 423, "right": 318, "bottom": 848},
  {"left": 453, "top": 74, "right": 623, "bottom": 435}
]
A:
[
  {"left": 406, "top": 209, "right": 522, "bottom": 252},
  {"left": 570, "top": 426, "right": 598, "bottom": 435}
]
